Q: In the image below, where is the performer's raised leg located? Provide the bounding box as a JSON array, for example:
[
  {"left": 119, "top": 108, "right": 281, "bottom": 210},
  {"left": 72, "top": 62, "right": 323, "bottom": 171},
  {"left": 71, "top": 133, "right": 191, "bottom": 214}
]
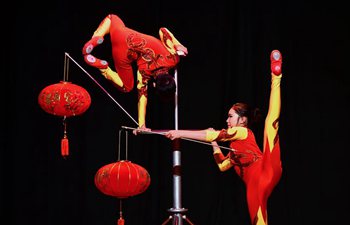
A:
[
  {"left": 264, "top": 50, "right": 282, "bottom": 153},
  {"left": 82, "top": 15, "right": 127, "bottom": 91}
]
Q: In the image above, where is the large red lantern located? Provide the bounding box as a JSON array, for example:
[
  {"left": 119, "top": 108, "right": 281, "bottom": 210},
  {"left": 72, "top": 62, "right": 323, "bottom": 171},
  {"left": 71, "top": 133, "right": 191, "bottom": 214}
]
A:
[
  {"left": 38, "top": 81, "right": 91, "bottom": 117},
  {"left": 38, "top": 81, "right": 91, "bottom": 157},
  {"left": 95, "top": 160, "right": 151, "bottom": 198},
  {"left": 95, "top": 160, "right": 151, "bottom": 225}
]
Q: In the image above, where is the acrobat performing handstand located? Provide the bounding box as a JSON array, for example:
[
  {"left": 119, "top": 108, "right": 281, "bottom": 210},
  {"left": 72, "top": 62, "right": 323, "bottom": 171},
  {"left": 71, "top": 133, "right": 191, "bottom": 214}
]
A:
[{"left": 82, "top": 13, "right": 188, "bottom": 132}]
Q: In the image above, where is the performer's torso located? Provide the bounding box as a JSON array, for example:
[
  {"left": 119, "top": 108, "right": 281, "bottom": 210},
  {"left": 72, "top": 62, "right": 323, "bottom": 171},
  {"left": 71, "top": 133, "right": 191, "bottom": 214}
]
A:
[
  {"left": 109, "top": 15, "right": 179, "bottom": 77},
  {"left": 229, "top": 130, "right": 262, "bottom": 181}
]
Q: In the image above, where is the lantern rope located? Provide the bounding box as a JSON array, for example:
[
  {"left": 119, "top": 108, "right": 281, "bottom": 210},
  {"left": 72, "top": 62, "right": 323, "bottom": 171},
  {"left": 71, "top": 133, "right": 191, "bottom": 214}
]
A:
[
  {"left": 121, "top": 126, "right": 236, "bottom": 152},
  {"left": 118, "top": 129, "right": 129, "bottom": 161},
  {"left": 63, "top": 53, "right": 70, "bottom": 81},
  {"left": 61, "top": 54, "right": 70, "bottom": 157},
  {"left": 61, "top": 116, "right": 69, "bottom": 157},
  {"left": 64, "top": 52, "right": 139, "bottom": 126}
]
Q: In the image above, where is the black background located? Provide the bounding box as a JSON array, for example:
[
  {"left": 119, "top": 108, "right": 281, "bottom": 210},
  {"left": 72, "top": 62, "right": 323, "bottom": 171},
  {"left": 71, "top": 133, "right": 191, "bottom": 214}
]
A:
[{"left": 5, "top": 0, "right": 349, "bottom": 224}]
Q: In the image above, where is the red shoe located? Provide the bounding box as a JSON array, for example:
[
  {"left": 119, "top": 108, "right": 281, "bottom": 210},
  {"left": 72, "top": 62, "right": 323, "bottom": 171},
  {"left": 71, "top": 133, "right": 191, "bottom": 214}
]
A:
[
  {"left": 82, "top": 36, "right": 104, "bottom": 55},
  {"left": 270, "top": 50, "right": 282, "bottom": 75},
  {"left": 84, "top": 54, "right": 108, "bottom": 69}
]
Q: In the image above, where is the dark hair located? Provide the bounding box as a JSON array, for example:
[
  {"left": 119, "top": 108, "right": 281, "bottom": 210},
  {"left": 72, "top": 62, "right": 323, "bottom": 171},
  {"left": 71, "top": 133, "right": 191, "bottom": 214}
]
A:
[
  {"left": 232, "top": 102, "right": 262, "bottom": 127},
  {"left": 154, "top": 73, "right": 176, "bottom": 101}
]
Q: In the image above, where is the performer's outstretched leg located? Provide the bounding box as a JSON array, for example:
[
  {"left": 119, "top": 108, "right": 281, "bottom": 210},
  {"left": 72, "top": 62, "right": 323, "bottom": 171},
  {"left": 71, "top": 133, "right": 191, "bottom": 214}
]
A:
[
  {"left": 264, "top": 50, "right": 282, "bottom": 153},
  {"left": 248, "top": 50, "right": 283, "bottom": 225}
]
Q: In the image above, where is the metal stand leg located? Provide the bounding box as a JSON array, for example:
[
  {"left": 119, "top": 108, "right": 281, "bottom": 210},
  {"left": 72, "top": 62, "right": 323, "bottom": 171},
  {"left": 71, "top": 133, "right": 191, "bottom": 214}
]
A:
[
  {"left": 161, "top": 211, "right": 195, "bottom": 225},
  {"left": 161, "top": 216, "right": 173, "bottom": 225},
  {"left": 183, "top": 215, "right": 195, "bottom": 225}
]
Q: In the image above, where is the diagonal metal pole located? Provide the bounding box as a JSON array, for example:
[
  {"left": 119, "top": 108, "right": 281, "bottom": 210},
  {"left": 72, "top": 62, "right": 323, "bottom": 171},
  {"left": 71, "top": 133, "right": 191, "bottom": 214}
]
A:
[{"left": 65, "top": 52, "right": 139, "bottom": 127}]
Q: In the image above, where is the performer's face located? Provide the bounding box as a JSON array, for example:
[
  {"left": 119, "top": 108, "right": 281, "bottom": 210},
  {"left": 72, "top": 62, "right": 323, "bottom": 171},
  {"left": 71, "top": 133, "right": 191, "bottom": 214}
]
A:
[{"left": 226, "top": 108, "right": 247, "bottom": 128}]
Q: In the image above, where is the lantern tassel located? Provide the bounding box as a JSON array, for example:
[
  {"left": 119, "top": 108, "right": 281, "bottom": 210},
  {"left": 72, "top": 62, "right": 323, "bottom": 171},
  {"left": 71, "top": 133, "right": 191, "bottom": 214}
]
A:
[
  {"left": 61, "top": 135, "right": 69, "bottom": 157},
  {"left": 117, "top": 199, "right": 125, "bottom": 225},
  {"left": 61, "top": 118, "right": 69, "bottom": 157},
  {"left": 117, "top": 217, "right": 124, "bottom": 225}
]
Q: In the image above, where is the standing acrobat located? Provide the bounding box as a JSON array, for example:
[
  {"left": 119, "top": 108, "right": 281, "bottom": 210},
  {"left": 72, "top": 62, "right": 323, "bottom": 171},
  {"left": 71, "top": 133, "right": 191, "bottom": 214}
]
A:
[{"left": 165, "top": 50, "right": 283, "bottom": 225}]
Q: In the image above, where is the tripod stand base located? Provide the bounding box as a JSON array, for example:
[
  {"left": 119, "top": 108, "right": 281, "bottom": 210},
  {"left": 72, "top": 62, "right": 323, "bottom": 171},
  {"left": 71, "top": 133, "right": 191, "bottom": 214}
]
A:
[{"left": 161, "top": 208, "right": 195, "bottom": 225}]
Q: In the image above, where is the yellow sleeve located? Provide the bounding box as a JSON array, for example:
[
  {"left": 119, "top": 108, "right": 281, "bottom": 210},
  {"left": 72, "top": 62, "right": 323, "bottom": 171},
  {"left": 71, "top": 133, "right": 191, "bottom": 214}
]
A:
[
  {"left": 217, "top": 159, "right": 233, "bottom": 171},
  {"left": 206, "top": 130, "right": 221, "bottom": 142},
  {"left": 213, "top": 150, "right": 233, "bottom": 172},
  {"left": 137, "top": 71, "right": 148, "bottom": 127},
  {"left": 206, "top": 127, "right": 248, "bottom": 142}
]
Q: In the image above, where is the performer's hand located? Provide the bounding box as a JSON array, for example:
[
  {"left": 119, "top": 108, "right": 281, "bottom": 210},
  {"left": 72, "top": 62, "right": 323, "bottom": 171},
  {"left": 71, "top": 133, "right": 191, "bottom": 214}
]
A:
[
  {"left": 211, "top": 141, "right": 219, "bottom": 147},
  {"left": 165, "top": 130, "right": 180, "bottom": 140},
  {"left": 133, "top": 125, "right": 151, "bottom": 135}
]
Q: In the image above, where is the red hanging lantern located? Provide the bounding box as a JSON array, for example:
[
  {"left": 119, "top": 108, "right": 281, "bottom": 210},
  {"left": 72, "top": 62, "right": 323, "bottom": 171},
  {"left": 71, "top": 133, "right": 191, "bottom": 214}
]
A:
[
  {"left": 38, "top": 81, "right": 91, "bottom": 117},
  {"left": 94, "top": 160, "right": 151, "bottom": 198},
  {"left": 38, "top": 81, "right": 91, "bottom": 157},
  {"left": 94, "top": 129, "right": 150, "bottom": 225}
]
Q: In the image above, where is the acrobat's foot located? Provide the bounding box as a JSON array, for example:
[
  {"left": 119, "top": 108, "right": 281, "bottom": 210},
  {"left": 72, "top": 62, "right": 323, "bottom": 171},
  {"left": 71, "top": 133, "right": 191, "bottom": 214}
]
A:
[
  {"left": 159, "top": 27, "right": 188, "bottom": 56},
  {"left": 84, "top": 54, "right": 108, "bottom": 69},
  {"left": 270, "top": 50, "right": 282, "bottom": 76},
  {"left": 174, "top": 44, "right": 188, "bottom": 56},
  {"left": 82, "top": 36, "right": 104, "bottom": 55}
]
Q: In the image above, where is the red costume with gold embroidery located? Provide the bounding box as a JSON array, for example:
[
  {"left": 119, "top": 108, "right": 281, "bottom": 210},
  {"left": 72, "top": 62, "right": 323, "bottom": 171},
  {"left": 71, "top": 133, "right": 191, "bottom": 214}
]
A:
[
  {"left": 163, "top": 50, "right": 282, "bottom": 225},
  {"left": 209, "top": 125, "right": 282, "bottom": 225},
  {"left": 205, "top": 51, "right": 283, "bottom": 225},
  {"left": 82, "top": 14, "right": 187, "bottom": 128}
]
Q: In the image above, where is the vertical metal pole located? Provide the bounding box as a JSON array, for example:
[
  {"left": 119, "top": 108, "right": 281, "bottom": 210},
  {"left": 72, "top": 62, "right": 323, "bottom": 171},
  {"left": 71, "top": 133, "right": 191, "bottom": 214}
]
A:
[
  {"left": 174, "top": 69, "right": 179, "bottom": 132},
  {"left": 169, "top": 69, "right": 187, "bottom": 225},
  {"left": 174, "top": 69, "right": 181, "bottom": 211}
]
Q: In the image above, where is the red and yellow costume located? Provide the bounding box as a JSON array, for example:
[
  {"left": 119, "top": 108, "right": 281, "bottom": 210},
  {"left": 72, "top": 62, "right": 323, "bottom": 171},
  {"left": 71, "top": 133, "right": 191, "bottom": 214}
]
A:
[
  {"left": 205, "top": 74, "right": 282, "bottom": 225},
  {"left": 82, "top": 14, "right": 187, "bottom": 128}
]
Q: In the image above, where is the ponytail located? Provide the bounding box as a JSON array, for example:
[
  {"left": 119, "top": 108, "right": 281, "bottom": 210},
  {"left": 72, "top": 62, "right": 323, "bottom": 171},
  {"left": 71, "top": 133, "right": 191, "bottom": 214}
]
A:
[{"left": 232, "top": 103, "right": 262, "bottom": 128}]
